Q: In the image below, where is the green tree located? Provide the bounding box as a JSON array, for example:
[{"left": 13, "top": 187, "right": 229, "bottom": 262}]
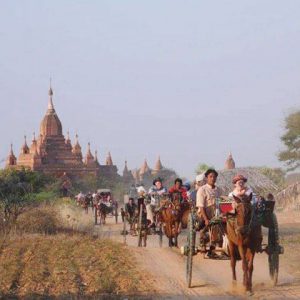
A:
[
  {"left": 0, "top": 169, "right": 50, "bottom": 229},
  {"left": 195, "top": 163, "right": 214, "bottom": 175},
  {"left": 279, "top": 110, "right": 300, "bottom": 171}
]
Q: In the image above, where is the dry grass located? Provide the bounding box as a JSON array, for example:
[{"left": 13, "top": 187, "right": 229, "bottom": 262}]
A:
[
  {"left": 14, "top": 199, "right": 94, "bottom": 236},
  {"left": 0, "top": 200, "right": 152, "bottom": 298},
  {"left": 0, "top": 234, "right": 152, "bottom": 298}
]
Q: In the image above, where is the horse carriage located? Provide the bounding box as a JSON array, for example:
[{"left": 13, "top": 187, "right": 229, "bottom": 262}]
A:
[
  {"left": 182, "top": 196, "right": 284, "bottom": 291},
  {"left": 93, "top": 189, "right": 118, "bottom": 225},
  {"left": 75, "top": 193, "right": 91, "bottom": 214},
  {"left": 122, "top": 194, "right": 165, "bottom": 247},
  {"left": 123, "top": 192, "right": 190, "bottom": 248}
]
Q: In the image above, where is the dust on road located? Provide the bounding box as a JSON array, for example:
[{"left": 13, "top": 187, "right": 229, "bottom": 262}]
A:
[{"left": 81, "top": 208, "right": 300, "bottom": 299}]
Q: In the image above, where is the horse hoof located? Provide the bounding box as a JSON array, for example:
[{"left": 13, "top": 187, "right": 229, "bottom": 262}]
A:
[{"left": 246, "top": 291, "right": 253, "bottom": 297}]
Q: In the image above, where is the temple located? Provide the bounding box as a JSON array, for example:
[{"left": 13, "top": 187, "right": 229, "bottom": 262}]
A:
[
  {"left": 5, "top": 85, "right": 118, "bottom": 178},
  {"left": 225, "top": 152, "right": 236, "bottom": 170}
]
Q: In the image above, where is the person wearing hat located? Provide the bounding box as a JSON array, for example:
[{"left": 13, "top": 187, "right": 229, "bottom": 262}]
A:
[
  {"left": 189, "top": 173, "right": 207, "bottom": 204},
  {"left": 196, "top": 169, "right": 222, "bottom": 253},
  {"left": 229, "top": 174, "right": 262, "bottom": 251},
  {"left": 229, "top": 174, "right": 257, "bottom": 210},
  {"left": 147, "top": 178, "right": 167, "bottom": 228},
  {"left": 148, "top": 177, "right": 167, "bottom": 196}
]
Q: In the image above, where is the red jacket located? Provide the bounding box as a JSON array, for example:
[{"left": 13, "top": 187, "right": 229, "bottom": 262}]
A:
[{"left": 168, "top": 186, "right": 188, "bottom": 201}]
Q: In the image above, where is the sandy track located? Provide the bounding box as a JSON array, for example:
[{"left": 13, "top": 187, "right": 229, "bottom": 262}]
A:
[{"left": 88, "top": 210, "right": 300, "bottom": 299}]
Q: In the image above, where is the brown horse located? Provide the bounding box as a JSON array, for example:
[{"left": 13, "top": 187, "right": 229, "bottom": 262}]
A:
[
  {"left": 180, "top": 201, "right": 191, "bottom": 229},
  {"left": 80, "top": 195, "right": 89, "bottom": 214},
  {"left": 160, "top": 194, "right": 182, "bottom": 247},
  {"left": 226, "top": 194, "right": 262, "bottom": 295}
]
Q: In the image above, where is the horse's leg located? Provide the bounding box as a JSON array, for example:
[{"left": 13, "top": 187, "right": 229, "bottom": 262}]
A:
[
  {"left": 167, "top": 223, "right": 173, "bottom": 247},
  {"left": 238, "top": 244, "right": 248, "bottom": 291},
  {"left": 229, "top": 241, "right": 237, "bottom": 284},
  {"left": 247, "top": 250, "right": 255, "bottom": 293},
  {"left": 143, "top": 231, "right": 147, "bottom": 247},
  {"left": 174, "top": 222, "right": 179, "bottom": 247}
]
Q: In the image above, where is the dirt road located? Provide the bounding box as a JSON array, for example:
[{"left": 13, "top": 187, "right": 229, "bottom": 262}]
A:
[{"left": 88, "top": 210, "right": 300, "bottom": 299}]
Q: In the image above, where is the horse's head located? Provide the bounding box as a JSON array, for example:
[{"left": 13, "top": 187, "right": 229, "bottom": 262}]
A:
[
  {"left": 171, "top": 192, "right": 182, "bottom": 203},
  {"left": 233, "top": 194, "right": 253, "bottom": 236}
]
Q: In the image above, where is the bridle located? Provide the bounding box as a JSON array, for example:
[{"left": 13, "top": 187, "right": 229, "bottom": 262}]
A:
[{"left": 235, "top": 201, "right": 254, "bottom": 236}]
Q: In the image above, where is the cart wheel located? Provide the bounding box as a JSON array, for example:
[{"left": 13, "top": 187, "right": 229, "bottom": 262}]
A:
[
  {"left": 268, "top": 213, "right": 279, "bottom": 286},
  {"left": 159, "top": 223, "right": 163, "bottom": 248},
  {"left": 186, "top": 212, "right": 195, "bottom": 288},
  {"left": 138, "top": 204, "right": 143, "bottom": 247}
]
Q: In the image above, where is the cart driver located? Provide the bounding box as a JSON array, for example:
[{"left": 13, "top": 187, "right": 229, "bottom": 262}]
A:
[
  {"left": 196, "top": 169, "right": 222, "bottom": 251},
  {"left": 147, "top": 177, "right": 168, "bottom": 227},
  {"left": 169, "top": 178, "right": 188, "bottom": 202}
]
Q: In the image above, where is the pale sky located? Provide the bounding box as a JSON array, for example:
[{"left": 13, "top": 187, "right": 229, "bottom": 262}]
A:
[{"left": 0, "top": 1, "right": 299, "bottom": 178}]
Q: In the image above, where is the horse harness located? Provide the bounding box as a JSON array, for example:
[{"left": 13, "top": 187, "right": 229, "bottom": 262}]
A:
[{"left": 227, "top": 203, "right": 255, "bottom": 236}]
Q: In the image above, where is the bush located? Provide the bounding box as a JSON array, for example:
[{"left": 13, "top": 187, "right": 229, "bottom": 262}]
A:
[{"left": 16, "top": 206, "right": 62, "bottom": 234}]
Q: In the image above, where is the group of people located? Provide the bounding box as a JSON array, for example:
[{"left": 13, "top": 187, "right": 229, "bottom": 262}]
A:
[
  {"left": 125, "top": 168, "right": 274, "bottom": 248},
  {"left": 75, "top": 190, "right": 116, "bottom": 209},
  {"left": 125, "top": 177, "right": 191, "bottom": 227}
]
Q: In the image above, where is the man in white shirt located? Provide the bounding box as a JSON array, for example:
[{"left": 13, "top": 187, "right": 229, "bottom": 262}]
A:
[{"left": 196, "top": 169, "right": 222, "bottom": 251}]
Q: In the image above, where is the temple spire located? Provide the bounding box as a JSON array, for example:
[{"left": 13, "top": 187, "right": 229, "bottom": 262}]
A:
[
  {"left": 85, "top": 142, "right": 94, "bottom": 165},
  {"left": 140, "top": 159, "right": 150, "bottom": 175},
  {"left": 48, "top": 79, "right": 54, "bottom": 111},
  {"left": 225, "top": 152, "right": 236, "bottom": 170},
  {"left": 123, "top": 160, "right": 130, "bottom": 176},
  {"left": 21, "top": 135, "right": 29, "bottom": 154},
  {"left": 94, "top": 150, "right": 99, "bottom": 163},
  {"left": 6, "top": 143, "right": 17, "bottom": 167},
  {"left": 106, "top": 152, "right": 113, "bottom": 166}
]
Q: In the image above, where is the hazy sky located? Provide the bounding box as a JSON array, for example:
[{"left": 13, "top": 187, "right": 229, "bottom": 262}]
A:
[{"left": 0, "top": 1, "right": 299, "bottom": 178}]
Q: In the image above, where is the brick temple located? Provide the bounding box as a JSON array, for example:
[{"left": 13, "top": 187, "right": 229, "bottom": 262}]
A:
[{"left": 5, "top": 86, "right": 117, "bottom": 178}]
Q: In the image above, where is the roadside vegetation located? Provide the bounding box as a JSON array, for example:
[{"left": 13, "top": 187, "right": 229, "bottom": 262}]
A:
[{"left": 0, "top": 169, "right": 151, "bottom": 298}]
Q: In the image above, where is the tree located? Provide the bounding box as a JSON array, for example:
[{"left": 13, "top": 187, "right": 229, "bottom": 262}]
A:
[
  {"left": 195, "top": 163, "right": 214, "bottom": 175},
  {"left": 279, "top": 110, "right": 300, "bottom": 171}
]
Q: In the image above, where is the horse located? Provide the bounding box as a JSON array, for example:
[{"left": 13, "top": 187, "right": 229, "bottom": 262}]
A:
[
  {"left": 82, "top": 195, "right": 91, "bottom": 214},
  {"left": 180, "top": 201, "right": 191, "bottom": 229},
  {"left": 226, "top": 194, "right": 262, "bottom": 295},
  {"left": 75, "top": 193, "right": 89, "bottom": 214},
  {"left": 97, "top": 202, "right": 118, "bottom": 224},
  {"left": 160, "top": 193, "right": 182, "bottom": 247}
]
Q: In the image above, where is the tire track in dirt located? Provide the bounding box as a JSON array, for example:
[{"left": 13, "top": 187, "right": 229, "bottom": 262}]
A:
[{"left": 86, "top": 209, "right": 300, "bottom": 299}]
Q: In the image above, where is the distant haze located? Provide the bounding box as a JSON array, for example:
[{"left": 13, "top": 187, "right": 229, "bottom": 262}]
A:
[{"left": 0, "top": 1, "right": 299, "bottom": 179}]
